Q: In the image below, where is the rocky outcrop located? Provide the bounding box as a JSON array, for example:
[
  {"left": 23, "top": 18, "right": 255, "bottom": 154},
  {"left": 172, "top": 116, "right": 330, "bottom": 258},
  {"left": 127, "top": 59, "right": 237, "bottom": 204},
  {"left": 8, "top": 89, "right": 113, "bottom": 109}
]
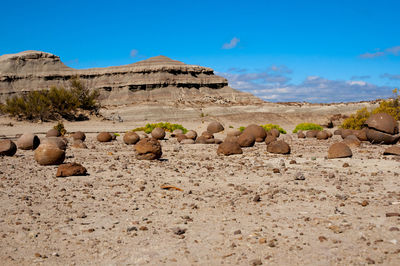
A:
[{"left": 0, "top": 50, "right": 261, "bottom": 105}]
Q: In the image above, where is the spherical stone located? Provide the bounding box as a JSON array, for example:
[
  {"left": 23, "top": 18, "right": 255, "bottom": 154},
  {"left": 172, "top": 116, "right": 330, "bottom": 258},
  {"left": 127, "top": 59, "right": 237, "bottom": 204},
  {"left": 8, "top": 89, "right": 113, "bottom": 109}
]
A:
[
  {"left": 185, "top": 130, "right": 197, "bottom": 140},
  {"left": 123, "top": 132, "right": 140, "bottom": 145},
  {"left": 176, "top": 133, "right": 188, "bottom": 143},
  {"left": 34, "top": 143, "right": 65, "bottom": 165},
  {"left": 17, "top": 133, "right": 40, "bottom": 150},
  {"left": 56, "top": 163, "right": 87, "bottom": 177},
  {"left": 327, "top": 142, "right": 352, "bottom": 159},
  {"left": 46, "top": 128, "right": 61, "bottom": 137},
  {"left": 306, "top": 130, "right": 319, "bottom": 138},
  {"left": 226, "top": 129, "right": 242, "bottom": 137},
  {"left": 334, "top": 129, "right": 342, "bottom": 135},
  {"left": 41, "top": 137, "right": 67, "bottom": 150},
  {"left": 316, "top": 131, "right": 329, "bottom": 140},
  {"left": 238, "top": 133, "right": 255, "bottom": 147},
  {"left": 171, "top": 129, "right": 183, "bottom": 137},
  {"left": 201, "top": 131, "right": 214, "bottom": 139},
  {"left": 365, "top": 113, "right": 398, "bottom": 134},
  {"left": 217, "top": 141, "right": 243, "bottom": 156},
  {"left": 366, "top": 128, "right": 400, "bottom": 144},
  {"left": 135, "top": 138, "right": 162, "bottom": 160},
  {"left": 242, "top": 124, "right": 266, "bottom": 142},
  {"left": 207, "top": 121, "right": 224, "bottom": 134},
  {"left": 267, "top": 140, "right": 291, "bottom": 154},
  {"left": 352, "top": 128, "right": 368, "bottom": 141},
  {"left": 265, "top": 134, "right": 277, "bottom": 145},
  {"left": 341, "top": 129, "right": 354, "bottom": 139},
  {"left": 269, "top": 128, "right": 280, "bottom": 138},
  {"left": 205, "top": 138, "right": 216, "bottom": 144},
  {"left": 224, "top": 135, "right": 239, "bottom": 143},
  {"left": 343, "top": 135, "right": 361, "bottom": 148},
  {"left": 151, "top": 127, "right": 166, "bottom": 140},
  {"left": 97, "top": 132, "right": 112, "bottom": 142},
  {"left": 71, "top": 131, "right": 86, "bottom": 141},
  {"left": 180, "top": 139, "right": 195, "bottom": 144},
  {"left": 195, "top": 136, "right": 208, "bottom": 144},
  {"left": 383, "top": 146, "right": 400, "bottom": 156},
  {"left": 297, "top": 132, "right": 306, "bottom": 138},
  {"left": 0, "top": 140, "right": 17, "bottom": 156},
  {"left": 72, "top": 139, "right": 88, "bottom": 149}
]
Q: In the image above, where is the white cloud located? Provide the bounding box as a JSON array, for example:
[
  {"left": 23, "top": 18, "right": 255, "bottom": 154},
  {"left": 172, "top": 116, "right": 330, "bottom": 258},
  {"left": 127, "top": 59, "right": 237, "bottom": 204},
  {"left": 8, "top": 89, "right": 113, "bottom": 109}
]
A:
[
  {"left": 381, "top": 73, "right": 400, "bottom": 80},
  {"left": 360, "top": 45, "right": 400, "bottom": 59},
  {"left": 130, "top": 49, "right": 138, "bottom": 57},
  {"left": 346, "top": 80, "right": 367, "bottom": 86},
  {"left": 222, "top": 37, "right": 240, "bottom": 49}
]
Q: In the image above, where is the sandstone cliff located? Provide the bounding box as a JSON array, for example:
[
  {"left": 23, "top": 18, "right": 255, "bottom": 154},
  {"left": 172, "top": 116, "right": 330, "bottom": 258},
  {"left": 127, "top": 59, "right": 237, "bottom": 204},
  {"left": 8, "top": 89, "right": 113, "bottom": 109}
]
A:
[{"left": 0, "top": 50, "right": 261, "bottom": 105}]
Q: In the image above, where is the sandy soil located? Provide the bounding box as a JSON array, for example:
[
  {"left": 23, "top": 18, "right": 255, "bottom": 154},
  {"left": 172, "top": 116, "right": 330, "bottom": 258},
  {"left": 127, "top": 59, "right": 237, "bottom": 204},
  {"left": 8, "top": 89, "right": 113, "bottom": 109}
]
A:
[{"left": 0, "top": 103, "right": 399, "bottom": 265}]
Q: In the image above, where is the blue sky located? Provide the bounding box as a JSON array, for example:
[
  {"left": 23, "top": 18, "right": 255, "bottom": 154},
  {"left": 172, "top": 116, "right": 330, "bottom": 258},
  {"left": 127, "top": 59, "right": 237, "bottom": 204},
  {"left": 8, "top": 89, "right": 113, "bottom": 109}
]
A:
[{"left": 1, "top": 0, "right": 399, "bottom": 102}]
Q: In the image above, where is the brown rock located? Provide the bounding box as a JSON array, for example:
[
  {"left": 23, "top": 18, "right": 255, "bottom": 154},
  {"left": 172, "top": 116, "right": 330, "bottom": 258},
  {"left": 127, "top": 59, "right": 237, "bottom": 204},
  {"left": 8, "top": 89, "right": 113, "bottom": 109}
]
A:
[
  {"left": 366, "top": 128, "right": 400, "bottom": 144},
  {"left": 267, "top": 140, "right": 291, "bottom": 154},
  {"left": 352, "top": 128, "right": 368, "bottom": 141},
  {"left": 265, "top": 134, "right": 277, "bottom": 145},
  {"left": 123, "top": 131, "right": 140, "bottom": 145},
  {"left": 327, "top": 143, "right": 352, "bottom": 159},
  {"left": 195, "top": 136, "right": 208, "bottom": 144},
  {"left": 206, "top": 138, "right": 216, "bottom": 144},
  {"left": 180, "top": 139, "right": 195, "bottom": 144},
  {"left": 72, "top": 139, "right": 87, "bottom": 149},
  {"left": 176, "top": 133, "right": 188, "bottom": 143},
  {"left": 34, "top": 143, "right": 65, "bottom": 165},
  {"left": 214, "top": 139, "right": 223, "bottom": 144},
  {"left": 41, "top": 137, "right": 67, "bottom": 150},
  {"left": 334, "top": 129, "right": 342, "bottom": 135},
  {"left": 238, "top": 133, "right": 255, "bottom": 147},
  {"left": 171, "top": 129, "right": 183, "bottom": 137},
  {"left": 306, "top": 130, "right": 319, "bottom": 138},
  {"left": 46, "top": 128, "right": 61, "bottom": 137},
  {"left": 185, "top": 130, "right": 197, "bottom": 140},
  {"left": 97, "top": 132, "right": 112, "bottom": 142},
  {"left": 0, "top": 139, "right": 17, "bottom": 156},
  {"left": 217, "top": 141, "right": 243, "bottom": 156},
  {"left": 207, "top": 121, "right": 224, "bottom": 134},
  {"left": 242, "top": 124, "right": 266, "bottom": 142},
  {"left": 343, "top": 135, "right": 361, "bottom": 148},
  {"left": 365, "top": 112, "right": 398, "bottom": 134},
  {"left": 341, "top": 129, "right": 354, "bottom": 139},
  {"left": 226, "top": 129, "right": 242, "bottom": 137},
  {"left": 135, "top": 138, "right": 162, "bottom": 160},
  {"left": 297, "top": 131, "right": 306, "bottom": 138},
  {"left": 269, "top": 128, "right": 280, "bottom": 138},
  {"left": 17, "top": 133, "right": 40, "bottom": 150},
  {"left": 151, "top": 127, "right": 166, "bottom": 140},
  {"left": 383, "top": 146, "right": 400, "bottom": 156},
  {"left": 201, "top": 131, "right": 214, "bottom": 139},
  {"left": 56, "top": 163, "right": 87, "bottom": 177},
  {"left": 71, "top": 131, "right": 86, "bottom": 141},
  {"left": 224, "top": 135, "right": 238, "bottom": 143},
  {"left": 316, "top": 131, "right": 329, "bottom": 140}
]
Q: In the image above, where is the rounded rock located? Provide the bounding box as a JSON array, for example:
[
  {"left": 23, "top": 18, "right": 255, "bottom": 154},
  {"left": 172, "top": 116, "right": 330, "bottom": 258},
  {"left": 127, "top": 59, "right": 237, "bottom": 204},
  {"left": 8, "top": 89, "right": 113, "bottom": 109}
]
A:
[
  {"left": 71, "top": 131, "right": 86, "bottom": 141},
  {"left": 217, "top": 141, "right": 243, "bottom": 156},
  {"left": 316, "top": 130, "right": 329, "bottom": 140},
  {"left": 207, "top": 121, "right": 224, "bottom": 134},
  {"left": 383, "top": 146, "right": 400, "bottom": 156},
  {"left": 185, "top": 130, "right": 197, "bottom": 140},
  {"left": 341, "top": 129, "right": 354, "bottom": 139},
  {"left": 72, "top": 139, "right": 88, "bottom": 149},
  {"left": 327, "top": 142, "right": 352, "bottom": 159},
  {"left": 123, "top": 131, "right": 140, "bottom": 145},
  {"left": 201, "top": 131, "right": 214, "bottom": 139},
  {"left": 97, "top": 132, "right": 113, "bottom": 142},
  {"left": 242, "top": 124, "right": 266, "bottom": 142},
  {"left": 41, "top": 137, "right": 67, "bottom": 150},
  {"left": 171, "top": 129, "right": 183, "bottom": 137},
  {"left": 34, "top": 143, "right": 65, "bottom": 165},
  {"left": 17, "top": 133, "right": 40, "bottom": 150},
  {"left": 343, "top": 135, "right": 361, "bottom": 148},
  {"left": 269, "top": 128, "right": 280, "bottom": 138},
  {"left": 46, "top": 128, "right": 61, "bottom": 137},
  {"left": 176, "top": 133, "right": 188, "bottom": 143},
  {"left": 180, "top": 139, "right": 195, "bottom": 144},
  {"left": 151, "top": 127, "right": 166, "bottom": 140},
  {"left": 226, "top": 129, "right": 242, "bottom": 137},
  {"left": 297, "top": 131, "right": 306, "bottom": 138},
  {"left": 265, "top": 134, "right": 277, "bottom": 145},
  {"left": 306, "top": 130, "right": 319, "bottom": 138},
  {"left": 365, "top": 113, "right": 398, "bottom": 134},
  {"left": 135, "top": 138, "right": 162, "bottom": 160},
  {"left": 238, "top": 133, "right": 256, "bottom": 147},
  {"left": 366, "top": 128, "right": 400, "bottom": 144},
  {"left": 0, "top": 140, "right": 17, "bottom": 156},
  {"left": 267, "top": 140, "right": 291, "bottom": 154}
]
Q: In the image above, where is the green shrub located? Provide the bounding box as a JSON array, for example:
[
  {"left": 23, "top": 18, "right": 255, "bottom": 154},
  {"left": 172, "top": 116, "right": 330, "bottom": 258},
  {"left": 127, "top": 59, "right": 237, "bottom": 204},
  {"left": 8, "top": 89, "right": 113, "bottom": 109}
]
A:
[
  {"left": 1, "top": 78, "right": 99, "bottom": 121},
  {"left": 53, "top": 121, "right": 67, "bottom": 136},
  {"left": 238, "top": 126, "right": 245, "bottom": 132},
  {"left": 340, "top": 107, "right": 370, "bottom": 130},
  {"left": 133, "top": 122, "right": 188, "bottom": 134},
  {"left": 261, "top": 124, "right": 286, "bottom": 134},
  {"left": 292, "top": 123, "right": 323, "bottom": 133}
]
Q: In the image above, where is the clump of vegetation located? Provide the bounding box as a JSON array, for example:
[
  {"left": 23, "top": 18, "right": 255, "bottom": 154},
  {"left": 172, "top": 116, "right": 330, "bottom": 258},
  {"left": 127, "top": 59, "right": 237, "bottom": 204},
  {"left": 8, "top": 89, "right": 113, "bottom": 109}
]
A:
[
  {"left": 292, "top": 123, "right": 323, "bottom": 133},
  {"left": 238, "top": 126, "right": 246, "bottom": 132},
  {"left": 53, "top": 121, "right": 67, "bottom": 136},
  {"left": 133, "top": 122, "right": 188, "bottom": 134},
  {"left": 341, "top": 88, "right": 400, "bottom": 129},
  {"left": 340, "top": 107, "right": 370, "bottom": 130},
  {"left": 1, "top": 78, "right": 99, "bottom": 121},
  {"left": 261, "top": 124, "right": 286, "bottom": 134}
]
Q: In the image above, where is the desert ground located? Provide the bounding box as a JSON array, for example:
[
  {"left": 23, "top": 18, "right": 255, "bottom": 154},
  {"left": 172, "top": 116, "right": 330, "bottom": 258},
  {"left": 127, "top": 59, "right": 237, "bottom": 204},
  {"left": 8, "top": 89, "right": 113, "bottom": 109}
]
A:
[{"left": 0, "top": 102, "right": 399, "bottom": 265}]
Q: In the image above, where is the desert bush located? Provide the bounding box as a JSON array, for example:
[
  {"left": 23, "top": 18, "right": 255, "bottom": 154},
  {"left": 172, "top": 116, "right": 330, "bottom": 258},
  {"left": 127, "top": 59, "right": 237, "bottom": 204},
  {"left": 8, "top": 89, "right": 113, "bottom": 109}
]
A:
[
  {"left": 238, "top": 126, "right": 246, "bottom": 132},
  {"left": 53, "top": 121, "right": 67, "bottom": 136},
  {"left": 261, "top": 124, "right": 286, "bottom": 134},
  {"left": 292, "top": 123, "right": 323, "bottom": 133},
  {"left": 2, "top": 78, "right": 99, "bottom": 121},
  {"left": 133, "top": 122, "right": 188, "bottom": 134},
  {"left": 340, "top": 107, "right": 370, "bottom": 130}
]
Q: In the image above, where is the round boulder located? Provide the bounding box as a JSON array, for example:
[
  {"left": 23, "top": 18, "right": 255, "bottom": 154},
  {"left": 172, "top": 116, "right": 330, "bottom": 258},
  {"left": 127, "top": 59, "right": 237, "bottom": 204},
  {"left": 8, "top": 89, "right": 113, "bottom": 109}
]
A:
[
  {"left": 316, "top": 130, "right": 329, "bottom": 140},
  {"left": 224, "top": 135, "right": 238, "bottom": 143},
  {"left": 34, "top": 143, "right": 65, "bottom": 165},
  {"left": 171, "top": 129, "right": 183, "bottom": 137},
  {"left": 238, "top": 133, "right": 255, "bottom": 147},
  {"left": 71, "top": 131, "right": 86, "bottom": 141},
  {"left": 151, "top": 127, "right": 166, "bottom": 140},
  {"left": 41, "top": 137, "right": 67, "bottom": 150},
  {"left": 366, "top": 128, "right": 400, "bottom": 144},
  {"left": 176, "top": 133, "right": 188, "bottom": 143},
  {"left": 72, "top": 139, "right": 88, "bottom": 149},
  {"left": 207, "top": 121, "right": 224, "bottom": 134},
  {"left": 383, "top": 146, "right": 400, "bottom": 156},
  {"left": 306, "top": 130, "right": 319, "bottom": 138},
  {"left": 327, "top": 143, "right": 352, "bottom": 159},
  {"left": 265, "top": 134, "right": 277, "bottom": 145},
  {"left": 56, "top": 163, "right": 87, "bottom": 177},
  {"left": 269, "top": 128, "right": 280, "bottom": 138},
  {"left": 226, "top": 129, "right": 242, "bottom": 137},
  {"left": 267, "top": 140, "right": 291, "bottom": 154},
  {"left": 341, "top": 129, "right": 354, "bottom": 139},
  {"left": 334, "top": 129, "right": 342, "bottom": 135},
  {"left": 46, "top": 128, "right": 61, "bottom": 137},
  {"left": 343, "top": 135, "right": 361, "bottom": 148},
  {"left": 217, "top": 141, "right": 243, "bottom": 156},
  {"left": 123, "top": 132, "right": 140, "bottom": 145},
  {"left": 297, "top": 131, "right": 306, "bottom": 138},
  {"left": 201, "top": 131, "right": 214, "bottom": 139},
  {"left": 180, "top": 139, "right": 195, "bottom": 144},
  {"left": 365, "top": 113, "right": 398, "bottom": 134},
  {"left": 0, "top": 140, "right": 17, "bottom": 156},
  {"left": 97, "top": 132, "right": 112, "bottom": 142},
  {"left": 135, "top": 138, "right": 162, "bottom": 160},
  {"left": 17, "top": 133, "right": 40, "bottom": 150},
  {"left": 352, "top": 128, "right": 368, "bottom": 141},
  {"left": 242, "top": 124, "right": 266, "bottom": 142},
  {"left": 185, "top": 130, "right": 197, "bottom": 140}
]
